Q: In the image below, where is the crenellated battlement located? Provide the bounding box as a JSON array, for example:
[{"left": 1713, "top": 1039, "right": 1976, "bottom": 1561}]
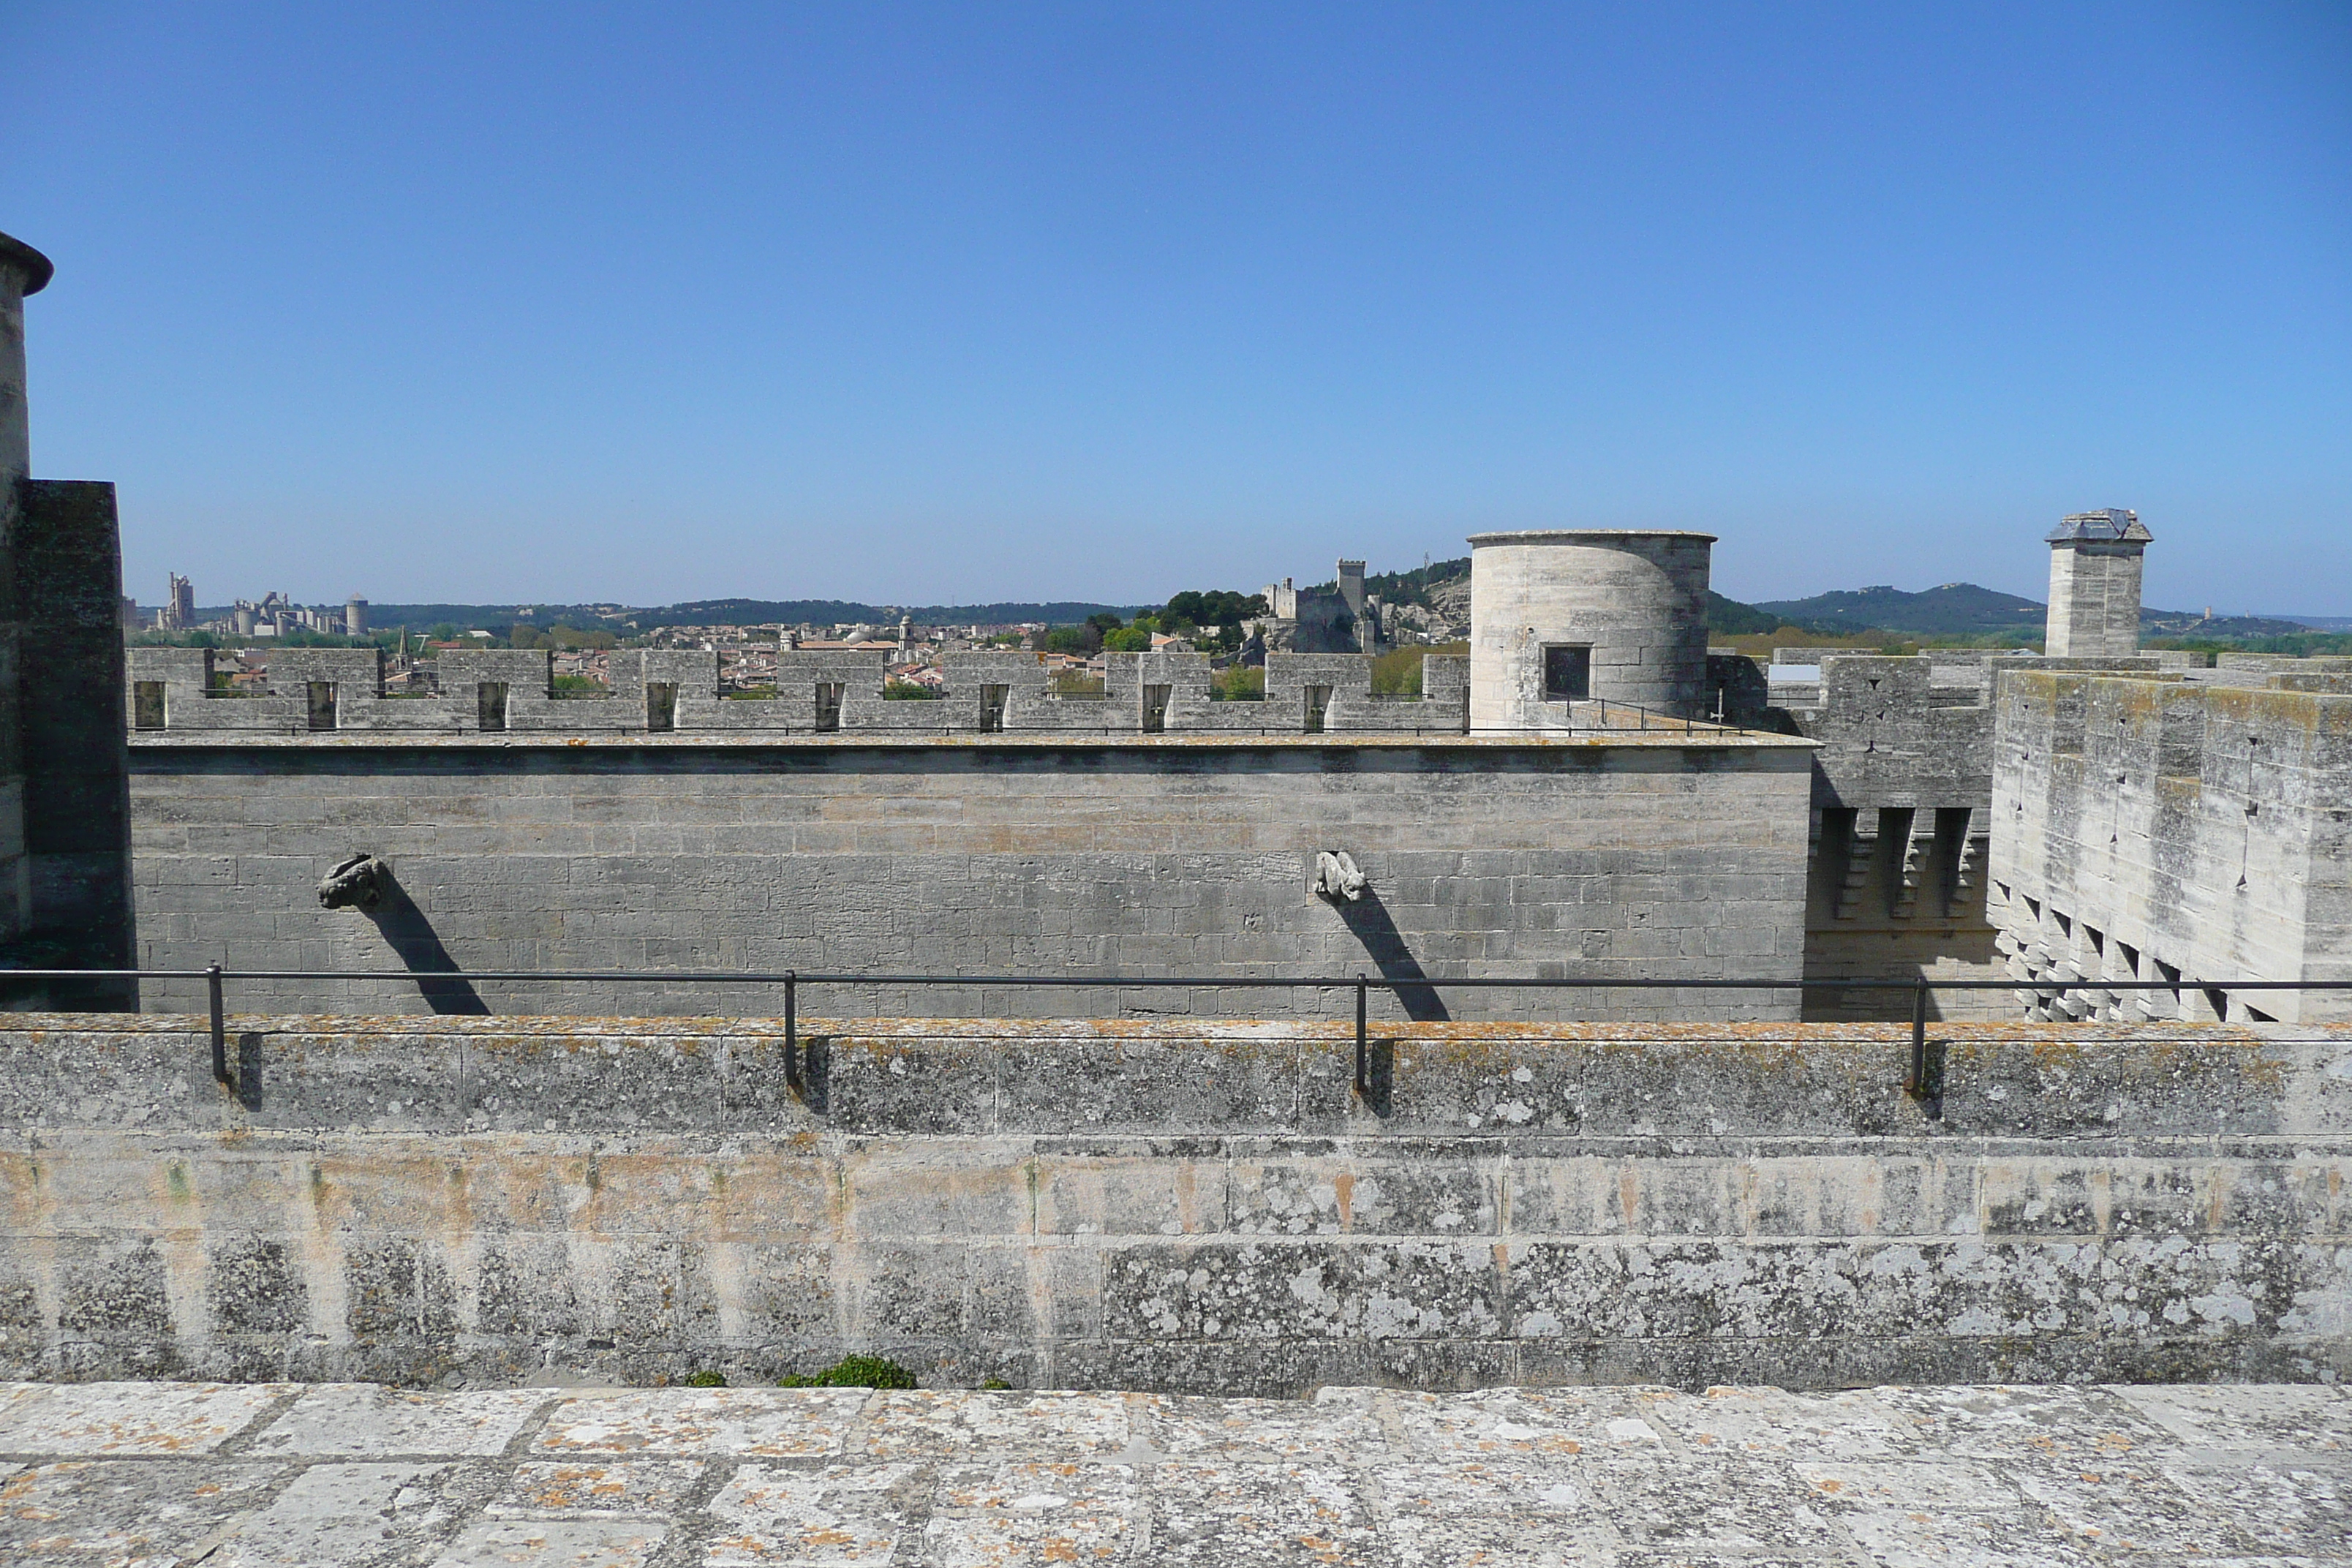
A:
[{"left": 126, "top": 647, "right": 1485, "bottom": 739}]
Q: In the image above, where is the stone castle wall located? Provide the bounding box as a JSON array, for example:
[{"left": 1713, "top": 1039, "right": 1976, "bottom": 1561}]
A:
[
  {"left": 1989, "top": 668, "right": 2352, "bottom": 1025},
  {"left": 2, "top": 1013, "right": 2344, "bottom": 1392},
  {"left": 128, "top": 647, "right": 1475, "bottom": 738},
  {"left": 1710, "top": 649, "right": 2198, "bottom": 1023},
  {"left": 125, "top": 731, "right": 1812, "bottom": 1021}
]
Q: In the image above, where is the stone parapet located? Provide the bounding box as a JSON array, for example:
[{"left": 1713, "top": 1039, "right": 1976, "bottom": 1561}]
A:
[
  {"left": 127, "top": 647, "right": 1481, "bottom": 739},
  {"left": 0, "top": 1013, "right": 2343, "bottom": 1390}
]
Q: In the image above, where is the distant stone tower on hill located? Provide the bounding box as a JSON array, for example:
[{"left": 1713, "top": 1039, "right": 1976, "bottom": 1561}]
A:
[{"left": 2043, "top": 508, "right": 2151, "bottom": 658}]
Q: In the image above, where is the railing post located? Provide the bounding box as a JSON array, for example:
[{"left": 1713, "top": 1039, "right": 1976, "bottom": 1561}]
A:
[
  {"left": 1905, "top": 976, "right": 1929, "bottom": 1098},
  {"left": 207, "top": 962, "right": 230, "bottom": 1088},
  {"left": 784, "top": 971, "right": 800, "bottom": 1094},
  {"left": 1354, "top": 975, "right": 1368, "bottom": 1096}
]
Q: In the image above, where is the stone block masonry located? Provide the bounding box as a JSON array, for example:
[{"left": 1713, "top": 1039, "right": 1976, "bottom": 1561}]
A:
[
  {"left": 1469, "top": 530, "right": 1715, "bottom": 728},
  {"left": 1991, "top": 669, "right": 2352, "bottom": 1025},
  {"left": 2, "top": 1380, "right": 2346, "bottom": 1565},
  {"left": 1719, "top": 647, "right": 2200, "bottom": 1025},
  {"left": 127, "top": 646, "right": 1478, "bottom": 738},
  {"left": 0, "top": 1013, "right": 2345, "bottom": 1394},
  {"left": 125, "top": 731, "right": 1814, "bottom": 1022},
  {"left": 2044, "top": 508, "right": 2152, "bottom": 660}
]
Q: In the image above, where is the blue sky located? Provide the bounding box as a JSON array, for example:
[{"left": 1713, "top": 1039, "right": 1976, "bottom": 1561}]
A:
[{"left": 4, "top": 3, "right": 2347, "bottom": 613}]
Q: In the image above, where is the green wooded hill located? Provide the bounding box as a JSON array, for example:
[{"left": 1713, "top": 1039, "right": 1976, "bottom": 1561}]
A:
[
  {"left": 1750, "top": 582, "right": 2308, "bottom": 640},
  {"left": 1749, "top": 583, "right": 2046, "bottom": 637}
]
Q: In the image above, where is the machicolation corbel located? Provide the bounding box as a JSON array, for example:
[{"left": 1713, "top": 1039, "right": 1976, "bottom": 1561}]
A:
[
  {"left": 1312, "top": 850, "right": 1366, "bottom": 902},
  {"left": 317, "top": 853, "right": 390, "bottom": 911}
]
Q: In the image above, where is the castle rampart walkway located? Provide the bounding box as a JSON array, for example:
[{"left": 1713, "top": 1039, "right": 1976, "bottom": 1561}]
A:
[{"left": 1, "top": 1379, "right": 2344, "bottom": 1564}]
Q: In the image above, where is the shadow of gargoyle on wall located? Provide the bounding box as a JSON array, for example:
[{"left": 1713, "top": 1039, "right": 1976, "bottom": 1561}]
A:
[
  {"left": 361, "top": 874, "right": 491, "bottom": 1015},
  {"left": 1335, "top": 889, "right": 1450, "bottom": 1022}
]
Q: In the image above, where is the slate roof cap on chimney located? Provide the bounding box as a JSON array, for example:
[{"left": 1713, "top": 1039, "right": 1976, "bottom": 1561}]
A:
[
  {"left": 2047, "top": 508, "right": 2152, "bottom": 545},
  {"left": 0, "top": 231, "right": 54, "bottom": 295}
]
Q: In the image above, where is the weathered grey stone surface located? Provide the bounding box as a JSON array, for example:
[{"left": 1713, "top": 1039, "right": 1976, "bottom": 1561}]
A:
[
  {"left": 121, "top": 732, "right": 1812, "bottom": 1022},
  {"left": 2045, "top": 509, "right": 2152, "bottom": 661},
  {"left": 126, "top": 646, "right": 1480, "bottom": 738},
  {"left": 0, "top": 1379, "right": 2345, "bottom": 1564},
  {"left": 1469, "top": 531, "right": 1716, "bottom": 726},
  {"left": 1, "top": 1014, "right": 2347, "bottom": 1391},
  {"left": 1710, "top": 647, "right": 2207, "bottom": 1024},
  {"left": 1991, "top": 669, "right": 2352, "bottom": 1025}
]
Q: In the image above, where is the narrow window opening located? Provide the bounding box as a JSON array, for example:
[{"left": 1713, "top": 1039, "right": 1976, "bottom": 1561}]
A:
[
  {"left": 646, "top": 682, "right": 676, "bottom": 732},
  {"left": 2155, "top": 958, "right": 2183, "bottom": 1017},
  {"left": 980, "top": 684, "right": 1009, "bottom": 733},
  {"left": 1542, "top": 644, "right": 1591, "bottom": 702},
  {"left": 2244, "top": 1004, "right": 2276, "bottom": 1024},
  {"left": 1142, "top": 683, "right": 1171, "bottom": 734},
  {"left": 132, "top": 680, "right": 166, "bottom": 731},
  {"left": 1303, "top": 684, "right": 1331, "bottom": 734},
  {"left": 477, "top": 682, "right": 509, "bottom": 732},
  {"left": 813, "top": 682, "right": 844, "bottom": 733},
  {"left": 306, "top": 681, "right": 339, "bottom": 732}
]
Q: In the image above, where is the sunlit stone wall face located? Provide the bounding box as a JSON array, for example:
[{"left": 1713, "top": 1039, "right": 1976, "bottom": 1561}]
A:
[
  {"left": 124, "top": 731, "right": 1812, "bottom": 1022},
  {"left": 0, "top": 1014, "right": 2342, "bottom": 1391},
  {"left": 1468, "top": 530, "right": 1714, "bottom": 731}
]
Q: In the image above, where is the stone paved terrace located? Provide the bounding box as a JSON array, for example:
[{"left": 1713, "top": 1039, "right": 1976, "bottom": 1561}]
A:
[{"left": 1, "top": 1380, "right": 2347, "bottom": 1565}]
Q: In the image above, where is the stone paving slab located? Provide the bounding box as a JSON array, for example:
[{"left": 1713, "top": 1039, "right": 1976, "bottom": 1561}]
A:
[{"left": 0, "top": 1380, "right": 2345, "bottom": 1565}]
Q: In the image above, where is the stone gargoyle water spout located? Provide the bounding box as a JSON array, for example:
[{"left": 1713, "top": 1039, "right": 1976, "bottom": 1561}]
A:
[
  {"left": 1312, "top": 849, "right": 1366, "bottom": 902},
  {"left": 317, "top": 852, "right": 389, "bottom": 911}
]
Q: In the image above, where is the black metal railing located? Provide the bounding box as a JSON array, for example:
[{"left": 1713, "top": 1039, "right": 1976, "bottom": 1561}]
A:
[{"left": 2, "top": 966, "right": 2344, "bottom": 1109}]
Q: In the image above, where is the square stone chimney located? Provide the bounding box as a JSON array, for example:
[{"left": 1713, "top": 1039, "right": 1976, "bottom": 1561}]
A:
[{"left": 2043, "top": 509, "right": 2152, "bottom": 659}]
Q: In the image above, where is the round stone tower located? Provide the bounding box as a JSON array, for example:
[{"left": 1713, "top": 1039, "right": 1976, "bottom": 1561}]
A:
[
  {"left": 1467, "top": 529, "right": 1715, "bottom": 730},
  {"left": 1, "top": 231, "right": 56, "bottom": 505}
]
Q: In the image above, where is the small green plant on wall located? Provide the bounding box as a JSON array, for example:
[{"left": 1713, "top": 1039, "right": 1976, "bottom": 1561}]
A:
[{"left": 777, "top": 1354, "right": 917, "bottom": 1389}]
